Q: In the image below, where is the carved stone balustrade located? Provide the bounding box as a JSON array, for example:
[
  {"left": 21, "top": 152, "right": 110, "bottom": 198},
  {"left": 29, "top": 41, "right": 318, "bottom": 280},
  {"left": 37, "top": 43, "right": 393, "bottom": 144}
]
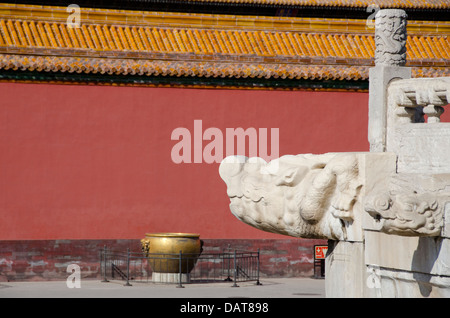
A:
[
  {"left": 386, "top": 77, "right": 450, "bottom": 174},
  {"left": 390, "top": 78, "right": 450, "bottom": 123}
]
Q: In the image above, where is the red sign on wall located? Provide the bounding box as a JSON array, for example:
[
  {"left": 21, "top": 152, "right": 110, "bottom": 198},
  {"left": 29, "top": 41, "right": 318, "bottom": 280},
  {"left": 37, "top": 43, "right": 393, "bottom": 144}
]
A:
[{"left": 314, "top": 245, "right": 328, "bottom": 260}]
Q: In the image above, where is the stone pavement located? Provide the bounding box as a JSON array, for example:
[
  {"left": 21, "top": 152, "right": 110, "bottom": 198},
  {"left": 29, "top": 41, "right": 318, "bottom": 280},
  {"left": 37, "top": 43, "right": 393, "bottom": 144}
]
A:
[{"left": 0, "top": 277, "right": 324, "bottom": 298}]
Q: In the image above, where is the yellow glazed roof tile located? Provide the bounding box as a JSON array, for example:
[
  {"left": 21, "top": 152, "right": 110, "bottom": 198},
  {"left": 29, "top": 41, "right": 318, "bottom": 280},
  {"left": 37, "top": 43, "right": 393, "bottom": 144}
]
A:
[
  {"left": 0, "top": 18, "right": 448, "bottom": 64},
  {"left": 0, "top": 4, "right": 448, "bottom": 84}
]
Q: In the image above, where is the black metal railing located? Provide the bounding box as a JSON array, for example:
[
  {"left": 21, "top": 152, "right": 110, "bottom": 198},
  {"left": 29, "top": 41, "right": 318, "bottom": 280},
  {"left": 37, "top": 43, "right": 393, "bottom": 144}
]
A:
[{"left": 99, "top": 246, "right": 261, "bottom": 287}]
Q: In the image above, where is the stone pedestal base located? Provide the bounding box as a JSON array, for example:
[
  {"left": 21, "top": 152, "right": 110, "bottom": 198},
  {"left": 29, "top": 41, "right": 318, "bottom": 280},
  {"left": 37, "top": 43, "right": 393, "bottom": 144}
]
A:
[
  {"left": 152, "top": 272, "right": 191, "bottom": 283},
  {"left": 325, "top": 234, "right": 450, "bottom": 297},
  {"left": 325, "top": 240, "right": 365, "bottom": 297}
]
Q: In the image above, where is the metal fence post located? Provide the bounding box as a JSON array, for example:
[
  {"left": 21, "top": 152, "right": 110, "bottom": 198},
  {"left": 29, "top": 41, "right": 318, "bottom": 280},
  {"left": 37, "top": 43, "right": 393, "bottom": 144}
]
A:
[
  {"left": 177, "top": 250, "right": 184, "bottom": 288},
  {"left": 232, "top": 250, "right": 239, "bottom": 287},
  {"left": 124, "top": 248, "right": 132, "bottom": 286},
  {"left": 256, "top": 249, "right": 262, "bottom": 285},
  {"left": 101, "top": 245, "right": 109, "bottom": 282}
]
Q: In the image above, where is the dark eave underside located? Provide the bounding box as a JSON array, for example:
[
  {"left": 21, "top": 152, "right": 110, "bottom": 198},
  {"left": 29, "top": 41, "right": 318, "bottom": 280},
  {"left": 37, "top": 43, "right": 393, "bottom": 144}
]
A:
[
  {"left": 9, "top": 0, "right": 450, "bottom": 21},
  {"left": 0, "top": 68, "right": 369, "bottom": 90}
]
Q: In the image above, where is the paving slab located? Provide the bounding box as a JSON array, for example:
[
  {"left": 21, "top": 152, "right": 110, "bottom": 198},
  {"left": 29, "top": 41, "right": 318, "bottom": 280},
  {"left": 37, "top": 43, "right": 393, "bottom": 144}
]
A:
[{"left": 0, "top": 277, "right": 324, "bottom": 298}]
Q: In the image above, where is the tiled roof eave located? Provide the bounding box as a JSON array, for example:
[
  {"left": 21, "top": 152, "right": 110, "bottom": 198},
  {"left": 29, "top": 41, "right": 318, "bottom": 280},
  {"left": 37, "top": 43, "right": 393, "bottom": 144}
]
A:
[
  {"left": 0, "top": 46, "right": 376, "bottom": 66},
  {"left": 0, "top": 54, "right": 370, "bottom": 80},
  {"left": 0, "top": 4, "right": 448, "bottom": 86},
  {"left": 1, "top": 54, "right": 449, "bottom": 83}
]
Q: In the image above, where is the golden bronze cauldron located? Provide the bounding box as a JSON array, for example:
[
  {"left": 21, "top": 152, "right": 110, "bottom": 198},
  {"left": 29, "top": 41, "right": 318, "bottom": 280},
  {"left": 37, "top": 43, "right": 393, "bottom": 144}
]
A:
[{"left": 141, "top": 233, "right": 203, "bottom": 273}]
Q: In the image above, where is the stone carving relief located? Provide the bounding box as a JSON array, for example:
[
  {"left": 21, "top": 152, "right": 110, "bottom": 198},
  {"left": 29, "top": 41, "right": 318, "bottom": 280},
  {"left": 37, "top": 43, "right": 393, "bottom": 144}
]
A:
[
  {"left": 374, "top": 9, "right": 407, "bottom": 66},
  {"left": 219, "top": 153, "right": 362, "bottom": 240},
  {"left": 364, "top": 192, "right": 443, "bottom": 236},
  {"left": 363, "top": 171, "right": 450, "bottom": 237}
]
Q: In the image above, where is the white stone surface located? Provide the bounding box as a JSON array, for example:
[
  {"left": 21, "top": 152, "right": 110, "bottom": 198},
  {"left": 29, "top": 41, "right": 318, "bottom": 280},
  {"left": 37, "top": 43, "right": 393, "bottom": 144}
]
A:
[
  {"left": 218, "top": 9, "right": 450, "bottom": 297},
  {"left": 443, "top": 202, "right": 450, "bottom": 239},
  {"left": 219, "top": 153, "right": 363, "bottom": 241},
  {"left": 325, "top": 240, "right": 365, "bottom": 297},
  {"left": 392, "top": 124, "right": 450, "bottom": 173},
  {"left": 152, "top": 272, "right": 190, "bottom": 283},
  {"left": 365, "top": 231, "right": 450, "bottom": 276},
  {"left": 361, "top": 152, "right": 397, "bottom": 232},
  {"left": 365, "top": 267, "right": 450, "bottom": 297},
  {"left": 368, "top": 66, "right": 411, "bottom": 152},
  {"left": 386, "top": 77, "right": 450, "bottom": 171}
]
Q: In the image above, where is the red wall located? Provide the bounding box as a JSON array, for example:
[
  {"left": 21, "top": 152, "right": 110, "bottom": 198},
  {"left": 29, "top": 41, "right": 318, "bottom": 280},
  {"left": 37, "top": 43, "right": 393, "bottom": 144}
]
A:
[{"left": 0, "top": 83, "right": 370, "bottom": 240}]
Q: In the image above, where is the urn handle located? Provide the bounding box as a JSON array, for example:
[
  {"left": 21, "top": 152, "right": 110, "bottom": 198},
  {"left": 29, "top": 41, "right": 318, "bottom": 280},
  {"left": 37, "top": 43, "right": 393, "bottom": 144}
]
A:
[{"left": 141, "top": 238, "right": 150, "bottom": 256}]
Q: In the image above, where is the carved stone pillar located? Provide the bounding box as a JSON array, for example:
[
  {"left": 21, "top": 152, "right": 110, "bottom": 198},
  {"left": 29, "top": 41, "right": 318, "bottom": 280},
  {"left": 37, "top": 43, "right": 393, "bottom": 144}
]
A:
[
  {"left": 368, "top": 9, "right": 411, "bottom": 152},
  {"left": 374, "top": 9, "right": 407, "bottom": 67}
]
